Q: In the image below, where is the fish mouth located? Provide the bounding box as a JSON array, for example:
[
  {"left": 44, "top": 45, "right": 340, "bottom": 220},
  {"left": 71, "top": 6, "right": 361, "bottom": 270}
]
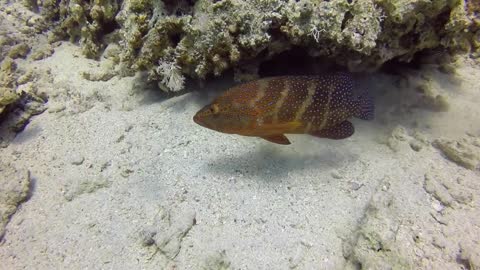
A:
[
  {"left": 193, "top": 112, "right": 207, "bottom": 128},
  {"left": 193, "top": 113, "right": 201, "bottom": 125}
]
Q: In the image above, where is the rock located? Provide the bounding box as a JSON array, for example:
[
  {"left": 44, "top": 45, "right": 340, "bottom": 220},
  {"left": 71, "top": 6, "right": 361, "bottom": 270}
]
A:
[
  {"left": 102, "top": 43, "right": 121, "bottom": 63},
  {"left": 0, "top": 163, "right": 31, "bottom": 240},
  {"left": 432, "top": 235, "right": 447, "bottom": 249},
  {"left": 23, "top": 0, "right": 39, "bottom": 13},
  {"left": 438, "top": 63, "right": 457, "bottom": 74},
  {"left": 47, "top": 103, "right": 66, "bottom": 113},
  {"left": 30, "top": 45, "right": 54, "bottom": 60},
  {"left": 7, "top": 43, "right": 30, "bottom": 59},
  {"left": 343, "top": 183, "right": 413, "bottom": 269},
  {"left": 459, "top": 241, "right": 480, "bottom": 270},
  {"left": 0, "top": 58, "right": 18, "bottom": 114},
  {"left": 423, "top": 172, "right": 475, "bottom": 208},
  {"left": 139, "top": 227, "right": 157, "bottom": 247},
  {"left": 386, "top": 125, "right": 410, "bottom": 152},
  {"left": 81, "top": 69, "right": 116, "bottom": 82},
  {"left": 391, "top": 126, "right": 409, "bottom": 141},
  {"left": 288, "top": 241, "right": 310, "bottom": 269},
  {"left": 423, "top": 173, "right": 454, "bottom": 207},
  {"left": 409, "top": 140, "right": 423, "bottom": 152},
  {"left": 431, "top": 200, "right": 444, "bottom": 212},
  {"left": 63, "top": 176, "right": 111, "bottom": 201},
  {"left": 0, "top": 56, "right": 47, "bottom": 138},
  {"left": 149, "top": 205, "right": 196, "bottom": 259},
  {"left": 120, "top": 168, "right": 134, "bottom": 178},
  {"left": 448, "top": 187, "right": 474, "bottom": 205},
  {"left": 349, "top": 181, "right": 363, "bottom": 191},
  {"left": 415, "top": 82, "right": 450, "bottom": 112},
  {"left": 433, "top": 137, "right": 480, "bottom": 170},
  {"left": 69, "top": 154, "right": 85, "bottom": 165},
  {"left": 203, "top": 250, "right": 231, "bottom": 270},
  {"left": 412, "top": 131, "right": 430, "bottom": 145},
  {"left": 16, "top": 70, "right": 34, "bottom": 85},
  {"left": 331, "top": 170, "right": 343, "bottom": 179},
  {"left": 428, "top": 94, "right": 450, "bottom": 112},
  {"left": 0, "top": 57, "right": 16, "bottom": 75},
  {"left": 0, "top": 35, "right": 15, "bottom": 46},
  {"left": 0, "top": 87, "right": 18, "bottom": 114}
]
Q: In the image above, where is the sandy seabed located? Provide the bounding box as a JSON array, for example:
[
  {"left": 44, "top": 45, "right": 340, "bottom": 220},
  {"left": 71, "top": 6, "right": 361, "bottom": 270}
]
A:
[{"left": 1, "top": 6, "right": 480, "bottom": 270}]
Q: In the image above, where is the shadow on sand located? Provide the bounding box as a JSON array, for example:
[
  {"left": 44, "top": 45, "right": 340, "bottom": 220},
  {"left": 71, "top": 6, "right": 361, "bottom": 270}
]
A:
[{"left": 204, "top": 140, "right": 359, "bottom": 181}]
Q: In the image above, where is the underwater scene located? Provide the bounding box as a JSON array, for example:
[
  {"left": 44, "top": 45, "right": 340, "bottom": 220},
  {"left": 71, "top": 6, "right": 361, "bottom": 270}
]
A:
[{"left": 1, "top": 0, "right": 479, "bottom": 269}]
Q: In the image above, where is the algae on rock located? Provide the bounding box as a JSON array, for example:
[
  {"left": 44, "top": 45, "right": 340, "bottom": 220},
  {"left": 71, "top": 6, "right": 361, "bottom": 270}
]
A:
[
  {"left": 343, "top": 184, "right": 414, "bottom": 270},
  {"left": 433, "top": 135, "right": 480, "bottom": 170},
  {"left": 0, "top": 162, "right": 31, "bottom": 240},
  {"left": 0, "top": 58, "right": 19, "bottom": 115},
  {"left": 7, "top": 43, "right": 30, "bottom": 59},
  {"left": 44, "top": 0, "right": 121, "bottom": 58},
  {"left": 0, "top": 56, "right": 47, "bottom": 127}
]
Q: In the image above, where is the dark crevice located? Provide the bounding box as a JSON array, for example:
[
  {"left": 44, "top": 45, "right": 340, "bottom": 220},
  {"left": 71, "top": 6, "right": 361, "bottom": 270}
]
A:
[
  {"left": 103, "top": 20, "right": 119, "bottom": 35},
  {"left": 85, "top": 12, "right": 94, "bottom": 24},
  {"left": 399, "top": 20, "right": 419, "bottom": 49},
  {"left": 341, "top": 11, "right": 353, "bottom": 31},
  {"left": 256, "top": 47, "right": 269, "bottom": 60},
  {"left": 169, "top": 32, "right": 182, "bottom": 47},
  {"left": 434, "top": 8, "right": 452, "bottom": 30},
  {"left": 267, "top": 25, "right": 284, "bottom": 40},
  {"left": 162, "top": 0, "right": 196, "bottom": 16},
  {"left": 380, "top": 57, "right": 422, "bottom": 74},
  {"left": 258, "top": 47, "right": 342, "bottom": 77},
  {"left": 381, "top": 44, "right": 453, "bottom": 74}
]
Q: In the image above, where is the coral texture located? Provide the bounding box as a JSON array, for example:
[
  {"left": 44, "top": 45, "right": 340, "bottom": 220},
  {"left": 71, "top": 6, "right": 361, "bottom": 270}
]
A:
[{"left": 30, "top": 0, "right": 480, "bottom": 91}]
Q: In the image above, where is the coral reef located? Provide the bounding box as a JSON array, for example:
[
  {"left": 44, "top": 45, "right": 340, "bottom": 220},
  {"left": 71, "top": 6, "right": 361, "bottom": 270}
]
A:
[
  {"left": 44, "top": 0, "right": 121, "bottom": 58},
  {"left": 26, "top": 0, "right": 480, "bottom": 91}
]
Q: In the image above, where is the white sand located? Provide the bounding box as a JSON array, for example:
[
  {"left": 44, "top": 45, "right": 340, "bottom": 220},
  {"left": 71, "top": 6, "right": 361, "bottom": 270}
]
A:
[{"left": 1, "top": 6, "right": 480, "bottom": 270}]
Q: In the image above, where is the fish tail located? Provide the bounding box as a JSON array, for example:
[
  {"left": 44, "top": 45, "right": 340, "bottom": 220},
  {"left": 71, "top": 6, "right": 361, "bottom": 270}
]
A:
[{"left": 353, "top": 90, "right": 375, "bottom": 120}]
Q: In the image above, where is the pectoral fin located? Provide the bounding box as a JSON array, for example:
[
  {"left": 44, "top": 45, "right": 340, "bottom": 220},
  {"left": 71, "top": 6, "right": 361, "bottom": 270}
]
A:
[
  {"left": 260, "top": 134, "right": 291, "bottom": 145},
  {"left": 310, "top": 121, "right": 354, "bottom": 140}
]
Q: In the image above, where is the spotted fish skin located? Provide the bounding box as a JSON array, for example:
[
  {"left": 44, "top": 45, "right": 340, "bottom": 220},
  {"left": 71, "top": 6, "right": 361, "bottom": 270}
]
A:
[{"left": 193, "top": 72, "right": 374, "bottom": 145}]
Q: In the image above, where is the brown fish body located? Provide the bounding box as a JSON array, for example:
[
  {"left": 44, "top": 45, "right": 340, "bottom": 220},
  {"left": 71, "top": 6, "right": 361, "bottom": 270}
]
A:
[{"left": 193, "top": 73, "right": 374, "bottom": 145}]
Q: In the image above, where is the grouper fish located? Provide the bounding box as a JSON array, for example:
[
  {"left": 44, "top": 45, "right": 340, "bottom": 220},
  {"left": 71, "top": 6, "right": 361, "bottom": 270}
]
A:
[{"left": 193, "top": 72, "right": 374, "bottom": 145}]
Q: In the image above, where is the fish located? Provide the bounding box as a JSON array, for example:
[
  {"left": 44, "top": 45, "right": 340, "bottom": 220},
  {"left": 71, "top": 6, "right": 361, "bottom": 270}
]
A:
[{"left": 193, "top": 72, "right": 374, "bottom": 145}]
